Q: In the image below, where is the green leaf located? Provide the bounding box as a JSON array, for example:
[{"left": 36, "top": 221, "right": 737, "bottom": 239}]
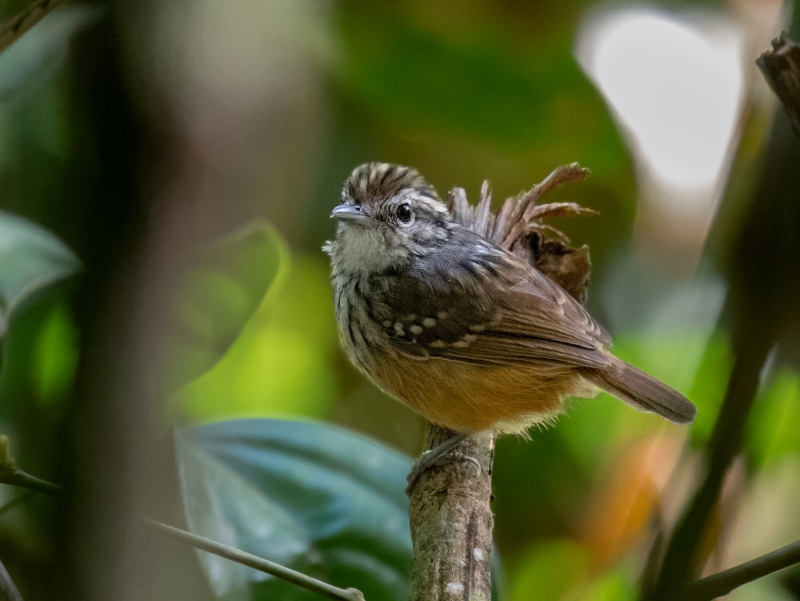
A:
[
  {"left": 0, "top": 210, "right": 79, "bottom": 344},
  {"left": 175, "top": 418, "right": 413, "bottom": 601},
  {"left": 172, "top": 256, "right": 337, "bottom": 424},
  {"left": 0, "top": 6, "right": 104, "bottom": 102},
  {"left": 163, "top": 222, "right": 288, "bottom": 393}
]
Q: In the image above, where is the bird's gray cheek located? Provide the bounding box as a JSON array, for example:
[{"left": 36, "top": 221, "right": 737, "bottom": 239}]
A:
[{"left": 409, "top": 228, "right": 435, "bottom": 249}]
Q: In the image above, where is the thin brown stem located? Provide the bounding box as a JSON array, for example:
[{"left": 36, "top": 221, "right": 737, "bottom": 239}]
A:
[
  {"left": 145, "top": 520, "right": 365, "bottom": 601},
  {"left": 683, "top": 539, "right": 800, "bottom": 600}
]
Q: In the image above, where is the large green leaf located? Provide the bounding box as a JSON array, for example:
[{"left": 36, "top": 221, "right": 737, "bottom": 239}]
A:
[
  {"left": 163, "top": 222, "right": 287, "bottom": 393},
  {"left": 172, "top": 256, "right": 338, "bottom": 424},
  {"left": 0, "top": 210, "right": 79, "bottom": 345},
  {"left": 175, "top": 418, "right": 413, "bottom": 601}
]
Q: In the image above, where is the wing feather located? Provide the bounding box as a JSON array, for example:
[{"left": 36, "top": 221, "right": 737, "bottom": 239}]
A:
[{"left": 368, "top": 230, "right": 611, "bottom": 369}]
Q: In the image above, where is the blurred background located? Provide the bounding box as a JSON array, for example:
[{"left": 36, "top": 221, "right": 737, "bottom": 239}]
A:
[{"left": 0, "top": 0, "right": 798, "bottom": 600}]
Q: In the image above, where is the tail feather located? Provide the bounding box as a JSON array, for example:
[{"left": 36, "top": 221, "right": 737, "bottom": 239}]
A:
[{"left": 584, "top": 358, "right": 697, "bottom": 425}]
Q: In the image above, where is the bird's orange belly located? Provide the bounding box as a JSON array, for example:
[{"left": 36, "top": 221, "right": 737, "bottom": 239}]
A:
[{"left": 375, "top": 356, "right": 589, "bottom": 434}]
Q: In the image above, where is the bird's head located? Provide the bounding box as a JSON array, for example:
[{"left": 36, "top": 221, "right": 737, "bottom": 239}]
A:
[{"left": 325, "top": 163, "right": 453, "bottom": 275}]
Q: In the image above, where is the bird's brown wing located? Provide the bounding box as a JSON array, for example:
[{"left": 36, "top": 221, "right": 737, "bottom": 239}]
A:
[{"left": 371, "top": 248, "right": 611, "bottom": 369}]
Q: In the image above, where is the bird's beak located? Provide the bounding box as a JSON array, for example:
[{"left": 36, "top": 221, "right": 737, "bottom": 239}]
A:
[{"left": 331, "top": 204, "right": 371, "bottom": 224}]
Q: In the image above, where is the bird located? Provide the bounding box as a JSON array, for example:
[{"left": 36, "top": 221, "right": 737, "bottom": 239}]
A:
[{"left": 324, "top": 163, "right": 697, "bottom": 482}]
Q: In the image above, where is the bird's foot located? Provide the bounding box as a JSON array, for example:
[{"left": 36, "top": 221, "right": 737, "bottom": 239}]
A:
[{"left": 405, "top": 433, "right": 480, "bottom": 496}]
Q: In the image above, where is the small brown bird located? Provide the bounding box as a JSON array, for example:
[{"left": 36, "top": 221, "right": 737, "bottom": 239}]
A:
[{"left": 325, "top": 163, "right": 696, "bottom": 458}]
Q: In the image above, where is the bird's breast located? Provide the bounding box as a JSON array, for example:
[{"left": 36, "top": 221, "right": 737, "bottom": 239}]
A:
[{"left": 333, "top": 272, "right": 392, "bottom": 378}]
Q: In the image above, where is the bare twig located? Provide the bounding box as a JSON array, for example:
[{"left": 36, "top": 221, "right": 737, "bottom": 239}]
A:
[
  {"left": 0, "top": 436, "right": 59, "bottom": 497},
  {"left": 145, "top": 520, "right": 365, "bottom": 601},
  {"left": 683, "top": 539, "right": 800, "bottom": 600}
]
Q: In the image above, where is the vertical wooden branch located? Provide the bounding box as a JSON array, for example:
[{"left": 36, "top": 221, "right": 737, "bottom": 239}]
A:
[
  {"left": 409, "top": 428, "right": 494, "bottom": 601},
  {"left": 407, "top": 165, "right": 593, "bottom": 601}
]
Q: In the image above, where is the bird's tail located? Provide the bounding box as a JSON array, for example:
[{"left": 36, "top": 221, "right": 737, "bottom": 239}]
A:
[{"left": 583, "top": 358, "right": 697, "bottom": 425}]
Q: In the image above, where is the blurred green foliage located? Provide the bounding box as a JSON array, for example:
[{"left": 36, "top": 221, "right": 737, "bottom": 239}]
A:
[
  {"left": 339, "top": 2, "right": 626, "bottom": 164},
  {"left": 580, "top": 566, "right": 638, "bottom": 601},
  {"left": 30, "top": 302, "right": 78, "bottom": 406},
  {"left": 173, "top": 254, "right": 339, "bottom": 424},
  {"left": 748, "top": 371, "right": 800, "bottom": 469},
  {"left": 509, "top": 539, "right": 591, "bottom": 601},
  {"left": 162, "top": 222, "right": 288, "bottom": 395},
  {"left": 0, "top": 6, "right": 102, "bottom": 101},
  {"left": 0, "top": 0, "right": 798, "bottom": 600},
  {"left": 0, "top": 210, "right": 78, "bottom": 346}
]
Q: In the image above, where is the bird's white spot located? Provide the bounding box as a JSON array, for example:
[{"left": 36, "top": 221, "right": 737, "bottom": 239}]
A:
[
  {"left": 473, "top": 548, "right": 485, "bottom": 561},
  {"left": 463, "top": 334, "right": 477, "bottom": 342},
  {"left": 393, "top": 323, "right": 405, "bottom": 335},
  {"left": 452, "top": 340, "right": 469, "bottom": 348},
  {"left": 382, "top": 320, "right": 392, "bottom": 328},
  {"left": 470, "top": 324, "right": 486, "bottom": 332},
  {"left": 405, "top": 313, "right": 417, "bottom": 321},
  {"left": 437, "top": 311, "right": 449, "bottom": 320},
  {"left": 430, "top": 340, "right": 446, "bottom": 348},
  {"left": 422, "top": 318, "right": 436, "bottom": 328},
  {"left": 445, "top": 583, "right": 464, "bottom": 594},
  {"left": 410, "top": 325, "right": 423, "bottom": 335}
]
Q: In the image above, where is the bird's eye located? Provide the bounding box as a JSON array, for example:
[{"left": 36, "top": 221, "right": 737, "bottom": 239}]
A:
[{"left": 397, "top": 203, "right": 413, "bottom": 223}]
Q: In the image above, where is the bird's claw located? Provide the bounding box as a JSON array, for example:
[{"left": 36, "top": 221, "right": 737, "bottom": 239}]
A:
[{"left": 405, "top": 434, "right": 480, "bottom": 497}]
